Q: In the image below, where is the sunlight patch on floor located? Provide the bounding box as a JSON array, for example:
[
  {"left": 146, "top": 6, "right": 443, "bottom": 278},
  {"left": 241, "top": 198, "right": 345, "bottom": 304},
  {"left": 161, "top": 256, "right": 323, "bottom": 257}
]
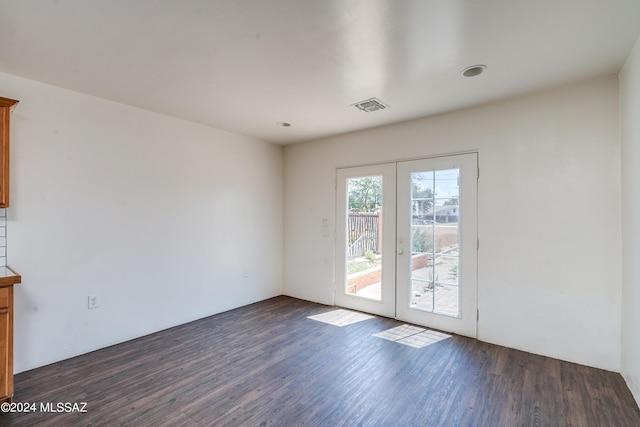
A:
[
  {"left": 307, "top": 309, "right": 375, "bottom": 327},
  {"left": 373, "top": 324, "right": 451, "bottom": 348}
]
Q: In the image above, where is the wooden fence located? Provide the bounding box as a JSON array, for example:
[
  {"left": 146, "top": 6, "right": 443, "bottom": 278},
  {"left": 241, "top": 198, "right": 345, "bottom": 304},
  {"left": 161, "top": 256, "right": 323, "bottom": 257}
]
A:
[{"left": 348, "top": 212, "right": 381, "bottom": 257}]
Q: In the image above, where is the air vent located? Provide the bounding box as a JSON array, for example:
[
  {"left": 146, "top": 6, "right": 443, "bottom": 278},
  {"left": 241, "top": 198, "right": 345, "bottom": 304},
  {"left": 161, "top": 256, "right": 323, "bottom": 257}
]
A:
[{"left": 351, "top": 97, "right": 389, "bottom": 113}]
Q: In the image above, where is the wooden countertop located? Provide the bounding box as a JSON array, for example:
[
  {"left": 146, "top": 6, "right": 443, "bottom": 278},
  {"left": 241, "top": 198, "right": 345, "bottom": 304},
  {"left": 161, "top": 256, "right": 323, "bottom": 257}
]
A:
[{"left": 0, "top": 266, "right": 21, "bottom": 287}]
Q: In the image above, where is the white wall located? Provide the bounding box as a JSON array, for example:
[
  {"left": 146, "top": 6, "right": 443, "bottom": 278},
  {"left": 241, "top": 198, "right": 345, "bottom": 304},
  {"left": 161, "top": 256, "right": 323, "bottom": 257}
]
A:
[
  {"left": 284, "top": 77, "right": 621, "bottom": 371},
  {"left": 0, "top": 71, "right": 283, "bottom": 373},
  {"left": 620, "top": 35, "right": 640, "bottom": 404}
]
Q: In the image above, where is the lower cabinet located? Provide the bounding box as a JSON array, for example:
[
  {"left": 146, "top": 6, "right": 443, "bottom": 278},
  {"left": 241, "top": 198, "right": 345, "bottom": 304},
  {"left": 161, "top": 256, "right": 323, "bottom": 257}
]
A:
[{"left": 0, "top": 283, "right": 17, "bottom": 403}]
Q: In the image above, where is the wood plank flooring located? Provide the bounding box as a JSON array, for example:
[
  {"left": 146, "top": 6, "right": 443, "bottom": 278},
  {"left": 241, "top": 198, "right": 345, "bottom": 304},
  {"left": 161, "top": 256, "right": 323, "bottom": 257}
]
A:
[{"left": 1, "top": 296, "right": 639, "bottom": 426}]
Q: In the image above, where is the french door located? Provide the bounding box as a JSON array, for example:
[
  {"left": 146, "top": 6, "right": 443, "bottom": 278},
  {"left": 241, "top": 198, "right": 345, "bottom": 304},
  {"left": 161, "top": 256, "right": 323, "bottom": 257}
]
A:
[
  {"left": 335, "top": 163, "right": 396, "bottom": 317},
  {"left": 335, "top": 153, "right": 478, "bottom": 337}
]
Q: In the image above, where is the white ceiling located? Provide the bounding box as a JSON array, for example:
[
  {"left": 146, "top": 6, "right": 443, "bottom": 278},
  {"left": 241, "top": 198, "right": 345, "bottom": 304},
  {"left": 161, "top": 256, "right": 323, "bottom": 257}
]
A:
[{"left": 0, "top": 0, "right": 639, "bottom": 145}]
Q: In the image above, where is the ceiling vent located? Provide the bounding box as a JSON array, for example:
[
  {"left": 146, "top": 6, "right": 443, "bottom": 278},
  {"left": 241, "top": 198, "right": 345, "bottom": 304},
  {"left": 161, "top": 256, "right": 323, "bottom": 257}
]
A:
[{"left": 352, "top": 97, "right": 389, "bottom": 113}]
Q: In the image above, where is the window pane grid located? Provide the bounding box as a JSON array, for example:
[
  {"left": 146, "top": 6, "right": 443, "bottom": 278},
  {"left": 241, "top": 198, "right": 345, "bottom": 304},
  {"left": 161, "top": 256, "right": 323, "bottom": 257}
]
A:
[{"left": 409, "top": 167, "right": 461, "bottom": 317}]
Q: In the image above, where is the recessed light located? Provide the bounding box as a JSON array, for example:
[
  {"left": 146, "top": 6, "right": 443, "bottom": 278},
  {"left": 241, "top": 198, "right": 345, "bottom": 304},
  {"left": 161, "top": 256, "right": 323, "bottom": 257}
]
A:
[
  {"left": 461, "top": 64, "right": 487, "bottom": 77},
  {"left": 278, "top": 122, "right": 292, "bottom": 127}
]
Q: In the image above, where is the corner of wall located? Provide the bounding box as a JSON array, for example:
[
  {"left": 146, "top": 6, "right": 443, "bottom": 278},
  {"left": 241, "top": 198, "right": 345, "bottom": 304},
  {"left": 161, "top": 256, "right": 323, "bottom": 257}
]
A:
[{"left": 620, "top": 33, "right": 640, "bottom": 407}]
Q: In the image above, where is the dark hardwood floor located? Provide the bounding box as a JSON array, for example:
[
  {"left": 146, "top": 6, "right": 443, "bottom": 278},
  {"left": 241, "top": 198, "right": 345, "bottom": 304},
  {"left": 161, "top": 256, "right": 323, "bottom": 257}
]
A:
[{"left": 1, "top": 296, "right": 639, "bottom": 426}]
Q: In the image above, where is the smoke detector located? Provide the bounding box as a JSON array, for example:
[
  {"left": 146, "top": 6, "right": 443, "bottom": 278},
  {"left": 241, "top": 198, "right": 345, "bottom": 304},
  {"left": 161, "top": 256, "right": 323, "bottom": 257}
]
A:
[{"left": 351, "top": 97, "right": 389, "bottom": 113}]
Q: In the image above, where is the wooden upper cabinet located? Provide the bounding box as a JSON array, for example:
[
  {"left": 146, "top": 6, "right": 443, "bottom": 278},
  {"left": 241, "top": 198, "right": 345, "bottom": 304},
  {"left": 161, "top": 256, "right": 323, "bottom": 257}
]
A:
[{"left": 0, "top": 97, "right": 18, "bottom": 208}]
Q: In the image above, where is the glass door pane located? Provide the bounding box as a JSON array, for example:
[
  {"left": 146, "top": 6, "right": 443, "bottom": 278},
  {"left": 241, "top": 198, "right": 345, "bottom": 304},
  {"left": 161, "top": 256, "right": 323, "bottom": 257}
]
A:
[
  {"left": 345, "top": 175, "right": 383, "bottom": 300},
  {"left": 409, "top": 168, "right": 461, "bottom": 316}
]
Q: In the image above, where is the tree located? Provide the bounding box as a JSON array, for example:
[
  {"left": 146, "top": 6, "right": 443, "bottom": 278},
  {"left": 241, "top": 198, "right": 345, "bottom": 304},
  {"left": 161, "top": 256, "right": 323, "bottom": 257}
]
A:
[
  {"left": 412, "top": 183, "right": 434, "bottom": 215},
  {"left": 348, "top": 176, "right": 382, "bottom": 212},
  {"left": 444, "top": 197, "right": 458, "bottom": 206}
]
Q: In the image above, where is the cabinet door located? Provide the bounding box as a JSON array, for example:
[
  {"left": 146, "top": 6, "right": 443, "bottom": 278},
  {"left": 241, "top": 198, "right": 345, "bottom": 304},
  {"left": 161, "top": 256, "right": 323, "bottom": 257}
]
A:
[
  {"left": 0, "top": 287, "right": 11, "bottom": 401},
  {"left": 0, "top": 97, "right": 18, "bottom": 208}
]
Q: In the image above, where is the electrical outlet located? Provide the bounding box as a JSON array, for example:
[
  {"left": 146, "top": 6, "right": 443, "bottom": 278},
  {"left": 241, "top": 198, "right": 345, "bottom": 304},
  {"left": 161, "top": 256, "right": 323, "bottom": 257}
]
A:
[
  {"left": 88, "top": 295, "right": 100, "bottom": 309},
  {"left": 242, "top": 267, "right": 249, "bottom": 278}
]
